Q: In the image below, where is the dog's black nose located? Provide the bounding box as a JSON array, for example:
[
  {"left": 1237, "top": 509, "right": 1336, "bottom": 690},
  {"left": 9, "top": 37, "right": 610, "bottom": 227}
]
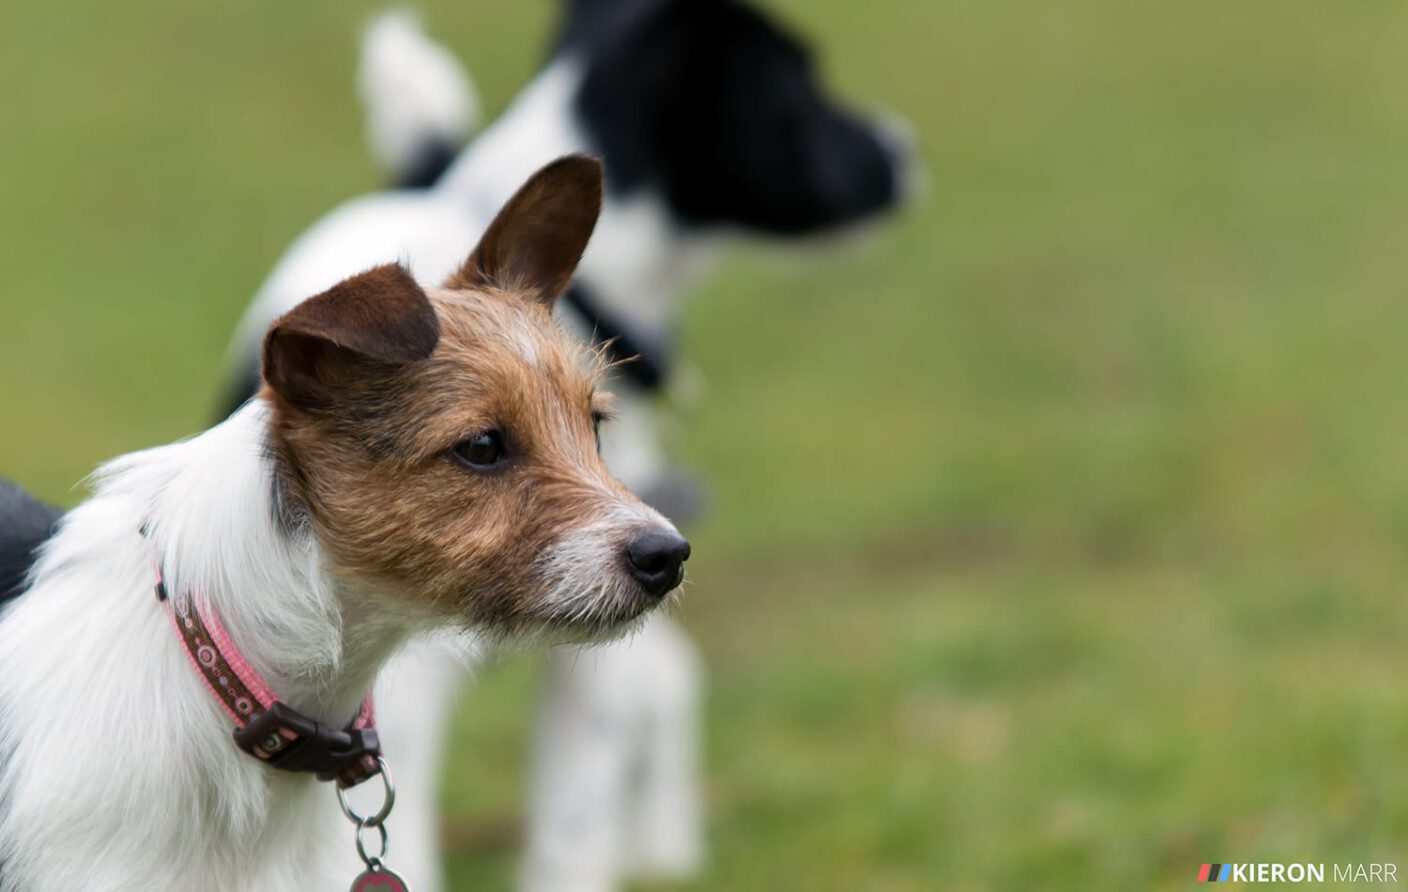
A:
[{"left": 626, "top": 529, "right": 691, "bottom": 597}]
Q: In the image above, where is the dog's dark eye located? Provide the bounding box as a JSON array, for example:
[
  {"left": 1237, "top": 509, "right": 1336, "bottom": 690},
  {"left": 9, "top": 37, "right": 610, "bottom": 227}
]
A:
[{"left": 453, "top": 431, "right": 505, "bottom": 470}]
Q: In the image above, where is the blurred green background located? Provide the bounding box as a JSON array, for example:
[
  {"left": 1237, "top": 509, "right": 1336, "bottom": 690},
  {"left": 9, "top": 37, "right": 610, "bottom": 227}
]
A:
[{"left": 3, "top": 1, "right": 1407, "bottom": 888}]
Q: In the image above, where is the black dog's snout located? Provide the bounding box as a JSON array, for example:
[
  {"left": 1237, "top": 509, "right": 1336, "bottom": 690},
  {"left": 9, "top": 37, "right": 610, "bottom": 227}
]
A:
[{"left": 626, "top": 529, "right": 691, "bottom": 597}]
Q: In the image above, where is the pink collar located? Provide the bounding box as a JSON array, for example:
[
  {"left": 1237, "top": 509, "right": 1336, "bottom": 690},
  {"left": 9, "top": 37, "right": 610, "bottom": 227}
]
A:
[{"left": 151, "top": 547, "right": 382, "bottom": 788}]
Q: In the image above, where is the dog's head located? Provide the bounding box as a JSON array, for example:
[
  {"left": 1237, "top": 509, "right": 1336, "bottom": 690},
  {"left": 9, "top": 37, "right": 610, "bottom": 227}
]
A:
[
  {"left": 260, "top": 155, "right": 687, "bottom": 640},
  {"left": 564, "top": 0, "right": 913, "bottom": 235}
]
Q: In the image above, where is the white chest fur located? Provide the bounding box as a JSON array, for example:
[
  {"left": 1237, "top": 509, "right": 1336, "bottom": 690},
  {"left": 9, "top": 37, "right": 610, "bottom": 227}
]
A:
[{"left": 0, "top": 407, "right": 419, "bottom": 892}]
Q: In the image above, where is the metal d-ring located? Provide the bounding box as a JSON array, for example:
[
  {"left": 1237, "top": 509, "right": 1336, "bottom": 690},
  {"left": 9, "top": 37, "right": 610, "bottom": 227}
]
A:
[
  {"left": 336, "top": 756, "right": 396, "bottom": 827},
  {"left": 354, "top": 815, "right": 390, "bottom": 868}
]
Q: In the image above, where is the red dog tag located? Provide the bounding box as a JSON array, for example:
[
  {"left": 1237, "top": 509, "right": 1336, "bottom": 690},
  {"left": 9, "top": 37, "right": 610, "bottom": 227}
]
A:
[{"left": 351, "top": 866, "right": 410, "bottom": 891}]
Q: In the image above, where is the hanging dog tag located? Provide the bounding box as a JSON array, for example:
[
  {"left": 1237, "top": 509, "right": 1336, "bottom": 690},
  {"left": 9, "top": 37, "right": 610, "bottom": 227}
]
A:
[
  {"left": 350, "top": 865, "right": 410, "bottom": 891},
  {"left": 340, "top": 758, "right": 407, "bottom": 891}
]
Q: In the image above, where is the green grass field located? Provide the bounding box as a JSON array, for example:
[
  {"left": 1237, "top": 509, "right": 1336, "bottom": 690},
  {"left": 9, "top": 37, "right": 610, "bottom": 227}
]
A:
[{"left": 3, "top": 1, "right": 1407, "bottom": 888}]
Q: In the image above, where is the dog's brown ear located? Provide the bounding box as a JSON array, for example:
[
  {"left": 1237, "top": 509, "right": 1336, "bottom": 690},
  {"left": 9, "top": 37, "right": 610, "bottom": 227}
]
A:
[
  {"left": 263, "top": 263, "right": 440, "bottom": 413},
  {"left": 446, "top": 154, "right": 603, "bottom": 305}
]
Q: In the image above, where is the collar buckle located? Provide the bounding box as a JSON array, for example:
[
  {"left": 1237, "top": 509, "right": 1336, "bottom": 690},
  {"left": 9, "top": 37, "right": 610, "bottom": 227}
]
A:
[{"left": 232, "top": 701, "right": 383, "bottom": 788}]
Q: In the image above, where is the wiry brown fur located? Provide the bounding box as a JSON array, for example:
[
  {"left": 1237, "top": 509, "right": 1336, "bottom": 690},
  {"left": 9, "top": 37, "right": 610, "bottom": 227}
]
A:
[
  {"left": 265, "top": 287, "right": 639, "bottom": 634},
  {"left": 259, "top": 155, "right": 676, "bottom": 640}
]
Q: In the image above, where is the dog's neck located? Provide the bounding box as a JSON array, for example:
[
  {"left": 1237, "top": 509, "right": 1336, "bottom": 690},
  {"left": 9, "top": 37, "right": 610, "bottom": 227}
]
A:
[
  {"left": 437, "top": 58, "right": 719, "bottom": 331},
  {"left": 0, "top": 402, "right": 425, "bottom": 889},
  {"left": 146, "top": 402, "right": 426, "bottom": 725}
]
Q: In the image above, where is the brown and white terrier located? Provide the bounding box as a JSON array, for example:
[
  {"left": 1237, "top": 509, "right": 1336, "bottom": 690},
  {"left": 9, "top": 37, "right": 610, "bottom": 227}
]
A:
[
  {"left": 264, "top": 153, "right": 690, "bottom": 641},
  {"left": 0, "top": 155, "right": 688, "bottom": 892}
]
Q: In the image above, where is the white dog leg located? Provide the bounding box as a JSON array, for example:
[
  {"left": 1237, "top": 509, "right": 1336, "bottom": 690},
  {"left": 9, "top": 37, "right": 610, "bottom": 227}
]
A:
[
  {"left": 356, "top": 638, "right": 476, "bottom": 892},
  {"left": 520, "top": 640, "right": 632, "bottom": 892},
  {"left": 617, "top": 615, "right": 704, "bottom": 880},
  {"left": 520, "top": 614, "right": 704, "bottom": 892}
]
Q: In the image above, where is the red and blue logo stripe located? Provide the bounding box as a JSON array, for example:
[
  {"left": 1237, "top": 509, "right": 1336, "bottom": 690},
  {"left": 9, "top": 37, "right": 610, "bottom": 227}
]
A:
[{"left": 1198, "top": 864, "right": 1231, "bottom": 882}]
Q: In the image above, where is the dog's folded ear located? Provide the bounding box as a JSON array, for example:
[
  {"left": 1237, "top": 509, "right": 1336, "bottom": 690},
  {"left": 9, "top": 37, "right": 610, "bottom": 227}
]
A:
[
  {"left": 446, "top": 154, "right": 603, "bottom": 305},
  {"left": 262, "top": 263, "right": 440, "bottom": 413}
]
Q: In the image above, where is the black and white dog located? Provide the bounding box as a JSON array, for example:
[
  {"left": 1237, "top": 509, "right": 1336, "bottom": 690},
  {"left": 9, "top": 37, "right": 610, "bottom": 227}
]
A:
[{"left": 218, "top": 2, "right": 913, "bottom": 890}]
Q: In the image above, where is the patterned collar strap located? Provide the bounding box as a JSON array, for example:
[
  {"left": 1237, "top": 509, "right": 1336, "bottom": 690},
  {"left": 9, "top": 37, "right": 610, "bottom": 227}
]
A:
[{"left": 150, "top": 545, "right": 382, "bottom": 788}]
